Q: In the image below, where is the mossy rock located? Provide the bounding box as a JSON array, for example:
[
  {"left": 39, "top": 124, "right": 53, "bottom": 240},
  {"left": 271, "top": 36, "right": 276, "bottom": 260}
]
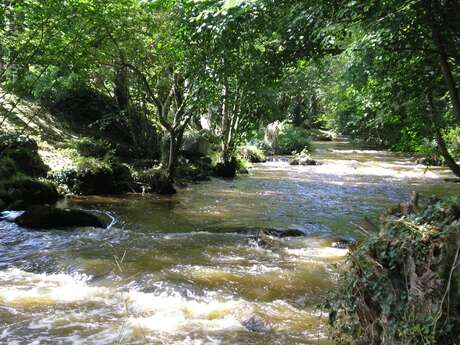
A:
[
  {"left": 0, "top": 177, "right": 60, "bottom": 209},
  {"left": 51, "top": 160, "right": 135, "bottom": 195},
  {"left": 214, "top": 158, "right": 238, "bottom": 179},
  {"left": 0, "top": 133, "right": 38, "bottom": 152},
  {"left": 0, "top": 134, "right": 49, "bottom": 177},
  {"left": 137, "top": 168, "right": 176, "bottom": 195},
  {"left": 0, "top": 157, "right": 17, "bottom": 180},
  {"left": 176, "top": 156, "right": 213, "bottom": 181},
  {"left": 14, "top": 205, "right": 105, "bottom": 229},
  {"left": 239, "top": 146, "right": 266, "bottom": 163}
]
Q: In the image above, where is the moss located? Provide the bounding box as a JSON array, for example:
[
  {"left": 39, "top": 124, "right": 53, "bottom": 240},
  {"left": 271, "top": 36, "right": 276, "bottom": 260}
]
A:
[
  {"left": 50, "top": 158, "right": 135, "bottom": 195},
  {"left": 0, "top": 157, "right": 18, "bottom": 180},
  {"left": 137, "top": 168, "right": 176, "bottom": 195},
  {"left": 0, "top": 133, "right": 38, "bottom": 152},
  {"left": 214, "top": 157, "right": 238, "bottom": 178},
  {"left": 0, "top": 134, "right": 49, "bottom": 177},
  {"left": 69, "top": 136, "right": 114, "bottom": 158},
  {"left": 324, "top": 195, "right": 460, "bottom": 345},
  {"left": 0, "top": 176, "right": 60, "bottom": 209}
]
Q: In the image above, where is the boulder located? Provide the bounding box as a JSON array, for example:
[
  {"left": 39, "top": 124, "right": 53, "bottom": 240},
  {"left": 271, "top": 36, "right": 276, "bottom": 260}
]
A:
[
  {"left": 242, "top": 316, "right": 270, "bottom": 333},
  {"left": 264, "top": 121, "right": 281, "bottom": 151},
  {"left": 289, "top": 154, "right": 319, "bottom": 166},
  {"left": 0, "top": 134, "right": 49, "bottom": 177},
  {"left": 13, "top": 205, "right": 105, "bottom": 229},
  {"left": 239, "top": 146, "right": 266, "bottom": 163},
  {"left": 331, "top": 238, "right": 357, "bottom": 249},
  {"left": 0, "top": 177, "right": 60, "bottom": 209},
  {"left": 137, "top": 169, "right": 176, "bottom": 195},
  {"left": 261, "top": 228, "right": 306, "bottom": 238},
  {"left": 182, "top": 134, "right": 209, "bottom": 158},
  {"left": 214, "top": 159, "right": 237, "bottom": 179},
  {"left": 51, "top": 162, "right": 135, "bottom": 195}
]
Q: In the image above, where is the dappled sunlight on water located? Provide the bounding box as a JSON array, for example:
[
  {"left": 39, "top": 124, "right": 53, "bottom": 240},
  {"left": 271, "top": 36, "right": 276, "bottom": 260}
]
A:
[{"left": 1, "top": 139, "right": 460, "bottom": 344}]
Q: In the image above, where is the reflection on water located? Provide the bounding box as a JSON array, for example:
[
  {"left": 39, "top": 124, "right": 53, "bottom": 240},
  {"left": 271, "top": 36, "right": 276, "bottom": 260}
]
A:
[{"left": 1, "top": 139, "right": 459, "bottom": 344}]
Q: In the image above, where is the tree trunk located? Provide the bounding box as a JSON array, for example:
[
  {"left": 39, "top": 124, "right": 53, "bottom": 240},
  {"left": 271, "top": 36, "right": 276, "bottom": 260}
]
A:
[
  {"left": 426, "top": 91, "right": 460, "bottom": 178},
  {"left": 114, "top": 67, "right": 130, "bottom": 110},
  {"left": 430, "top": 14, "right": 460, "bottom": 124},
  {"left": 221, "top": 81, "right": 231, "bottom": 164},
  {"left": 167, "top": 131, "right": 176, "bottom": 181},
  {"left": 166, "top": 127, "right": 186, "bottom": 182}
]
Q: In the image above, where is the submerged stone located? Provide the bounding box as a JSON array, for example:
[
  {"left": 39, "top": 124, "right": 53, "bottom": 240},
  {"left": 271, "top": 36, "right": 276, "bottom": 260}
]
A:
[
  {"left": 261, "top": 228, "right": 306, "bottom": 237},
  {"left": 13, "top": 205, "right": 105, "bottom": 229}
]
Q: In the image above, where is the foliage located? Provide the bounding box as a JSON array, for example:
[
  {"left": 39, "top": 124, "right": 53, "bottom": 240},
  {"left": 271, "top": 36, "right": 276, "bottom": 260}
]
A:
[
  {"left": 277, "top": 123, "right": 312, "bottom": 155},
  {"left": 325, "top": 196, "right": 460, "bottom": 345},
  {"left": 239, "top": 145, "right": 266, "bottom": 163},
  {"left": 51, "top": 159, "right": 134, "bottom": 195},
  {"left": 0, "top": 157, "right": 17, "bottom": 180},
  {"left": 69, "top": 137, "right": 114, "bottom": 159},
  {"left": 1, "top": 0, "right": 460, "bottom": 181},
  {"left": 0, "top": 133, "right": 49, "bottom": 177}
]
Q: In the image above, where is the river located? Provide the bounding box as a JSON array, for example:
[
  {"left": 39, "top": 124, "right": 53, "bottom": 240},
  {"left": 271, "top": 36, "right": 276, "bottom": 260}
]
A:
[{"left": 1, "top": 139, "right": 460, "bottom": 344}]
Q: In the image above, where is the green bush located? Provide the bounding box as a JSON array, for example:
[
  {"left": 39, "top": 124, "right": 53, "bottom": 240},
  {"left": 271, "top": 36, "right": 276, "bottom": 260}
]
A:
[
  {"left": 324, "top": 196, "right": 460, "bottom": 345},
  {"left": 277, "top": 124, "right": 312, "bottom": 155},
  {"left": 50, "top": 158, "right": 134, "bottom": 195},
  {"left": 239, "top": 145, "right": 267, "bottom": 163},
  {"left": 0, "top": 133, "right": 49, "bottom": 177},
  {"left": 0, "top": 157, "right": 18, "bottom": 180},
  {"left": 445, "top": 127, "right": 460, "bottom": 160},
  {"left": 70, "top": 137, "right": 114, "bottom": 159},
  {"left": 0, "top": 133, "right": 38, "bottom": 152}
]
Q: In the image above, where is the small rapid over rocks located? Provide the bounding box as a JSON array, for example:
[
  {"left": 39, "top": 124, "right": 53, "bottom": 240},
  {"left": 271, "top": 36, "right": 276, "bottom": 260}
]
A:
[{"left": 1, "top": 139, "right": 460, "bottom": 345}]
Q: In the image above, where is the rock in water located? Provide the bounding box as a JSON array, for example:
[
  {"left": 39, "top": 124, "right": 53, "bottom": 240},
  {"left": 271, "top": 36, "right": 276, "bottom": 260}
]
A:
[
  {"left": 242, "top": 316, "right": 270, "bottom": 333},
  {"left": 331, "top": 238, "right": 357, "bottom": 249},
  {"left": 262, "top": 228, "right": 306, "bottom": 238},
  {"left": 14, "top": 205, "right": 105, "bottom": 229},
  {"left": 289, "top": 154, "right": 319, "bottom": 166}
]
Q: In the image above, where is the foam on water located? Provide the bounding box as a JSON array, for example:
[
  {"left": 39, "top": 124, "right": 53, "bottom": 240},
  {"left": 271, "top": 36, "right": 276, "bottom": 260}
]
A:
[{"left": 0, "top": 268, "right": 110, "bottom": 305}]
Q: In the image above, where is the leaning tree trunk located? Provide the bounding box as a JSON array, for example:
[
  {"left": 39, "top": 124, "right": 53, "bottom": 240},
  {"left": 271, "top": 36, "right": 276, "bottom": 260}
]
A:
[
  {"left": 429, "top": 9, "right": 460, "bottom": 125},
  {"left": 426, "top": 90, "right": 460, "bottom": 178}
]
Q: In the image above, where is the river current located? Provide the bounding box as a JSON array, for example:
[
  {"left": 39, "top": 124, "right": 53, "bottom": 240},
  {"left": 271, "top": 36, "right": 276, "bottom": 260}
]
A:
[{"left": 1, "top": 139, "right": 459, "bottom": 344}]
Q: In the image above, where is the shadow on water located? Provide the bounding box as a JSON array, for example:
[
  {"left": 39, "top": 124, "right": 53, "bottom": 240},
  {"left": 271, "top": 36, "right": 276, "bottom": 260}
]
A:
[{"left": 1, "top": 139, "right": 460, "bottom": 344}]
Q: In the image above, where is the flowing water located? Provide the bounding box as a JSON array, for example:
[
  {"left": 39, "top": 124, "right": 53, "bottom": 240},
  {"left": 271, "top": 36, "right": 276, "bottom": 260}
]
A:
[{"left": 1, "top": 139, "right": 460, "bottom": 345}]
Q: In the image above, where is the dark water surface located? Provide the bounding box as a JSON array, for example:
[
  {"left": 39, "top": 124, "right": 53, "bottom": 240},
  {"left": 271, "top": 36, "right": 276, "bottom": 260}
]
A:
[{"left": 1, "top": 139, "right": 459, "bottom": 344}]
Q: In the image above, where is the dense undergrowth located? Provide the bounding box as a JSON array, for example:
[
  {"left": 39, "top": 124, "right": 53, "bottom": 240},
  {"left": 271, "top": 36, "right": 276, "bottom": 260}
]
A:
[{"left": 325, "top": 194, "right": 460, "bottom": 345}]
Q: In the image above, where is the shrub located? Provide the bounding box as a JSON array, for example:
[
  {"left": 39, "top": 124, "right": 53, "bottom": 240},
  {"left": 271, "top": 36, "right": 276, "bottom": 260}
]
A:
[
  {"left": 324, "top": 195, "right": 460, "bottom": 345},
  {"left": 0, "top": 133, "right": 38, "bottom": 152},
  {"left": 444, "top": 127, "right": 460, "bottom": 161},
  {"left": 70, "top": 137, "right": 114, "bottom": 159},
  {"left": 136, "top": 168, "right": 176, "bottom": 195},
  {"left": 239, "top": 145, "right": 267, "bottom": 163},
  {"left": 0, "top": 157, "right": 18, "bottom": 180},
  {"left": 50, "top": 158, "right": 134, "bottom": 195},
  {"left": 0, "top": 133, "right": 49, "bottom": 177},
  {"left": 276, "top": 123, "right": 312, "bottom": 155}
]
